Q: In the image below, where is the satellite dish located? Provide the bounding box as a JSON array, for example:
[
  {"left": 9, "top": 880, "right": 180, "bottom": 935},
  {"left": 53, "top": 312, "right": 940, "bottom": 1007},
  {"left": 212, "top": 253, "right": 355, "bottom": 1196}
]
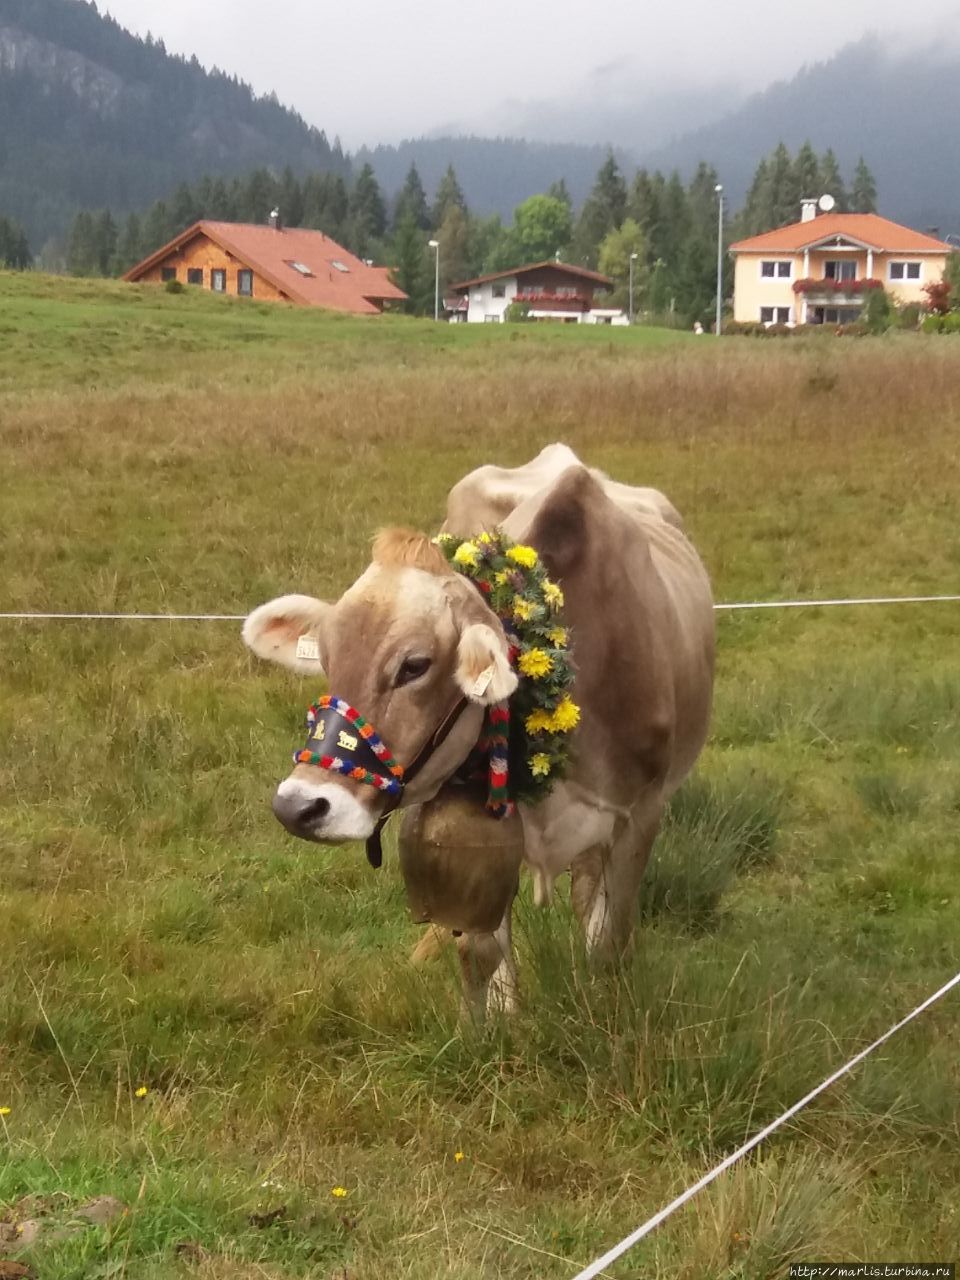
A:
[{"left": 818, "top": 193, "right": 836, "bottom": 213}]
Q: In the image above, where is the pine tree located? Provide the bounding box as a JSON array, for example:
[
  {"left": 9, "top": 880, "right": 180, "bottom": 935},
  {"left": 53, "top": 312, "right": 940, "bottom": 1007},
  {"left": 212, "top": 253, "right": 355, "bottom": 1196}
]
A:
[
  {"left": 571, "top": 153, "right": 627, "bottom": 267},
  {"left": 686, "top": 162, "right": 722, "bottom": 245},
  {"left": 391, "top": 212, "right": 426, "bottom": 313},
  {"left": 436, "top": 203, "right": 471, "bottom": 295},
  {"left": 546, "top": 178, "right": 571, "bottom": 208},
  {"left": 114, "top": 212, "right": 142, "bottom": 275},
  {"left": 349, "top": 163, "right": 387, "bottom": 254},
  {"left": 850, "top": 157, "right": 878, "bottom": 213},
  {"left": 393, "top": 164, "right": 430, "bottom": 231},
  {"left": 766, "top": 143, "right": 800, "bottom": 228},
  {"left": 141, "top": 201, "right": 173, "bottom": 254},
  {"left": 0, "top": 216, "right": 32, "bottom": 269},
  {"left": 277, "top": 167, "right": 305, "bottom": 227},
  {"left": 818, "top": 150, "right": 849, "bottom": 212},
  {"left": 793, "top": 141, "right": 821, "bottom": 201},
  {"left": 431, "top": 165, "right": 467, "bottom": 227},
  {"left": 171, "top": 182, "right": 200, "bottom": 233},
  {"left": 738, "top": 157, "right": 773, "bottom": 236},
  {"left": 627, "top": 170, "right": 661, "bottom": 259},
  {"left": 94, "top": 210, "right": 118, "bottom": 275},
  {"left": 67, "top": 210, "right": 99, "bottom": 275}
]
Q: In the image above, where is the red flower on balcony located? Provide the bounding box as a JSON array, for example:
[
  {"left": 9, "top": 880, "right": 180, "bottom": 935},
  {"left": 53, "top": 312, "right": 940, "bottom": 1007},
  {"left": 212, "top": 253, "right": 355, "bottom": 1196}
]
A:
[{"left": 793, "top": 277, "right": 883, "bottom": 295}]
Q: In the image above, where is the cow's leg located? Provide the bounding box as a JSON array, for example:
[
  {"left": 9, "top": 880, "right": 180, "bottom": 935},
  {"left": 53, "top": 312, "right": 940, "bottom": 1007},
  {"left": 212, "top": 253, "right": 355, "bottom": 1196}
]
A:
[
  {"left": 571, "top": 804, "right": 661, "bottom": 965},
  {"left": 456, "top": 888, "right": 518, "bottom": 1020}
]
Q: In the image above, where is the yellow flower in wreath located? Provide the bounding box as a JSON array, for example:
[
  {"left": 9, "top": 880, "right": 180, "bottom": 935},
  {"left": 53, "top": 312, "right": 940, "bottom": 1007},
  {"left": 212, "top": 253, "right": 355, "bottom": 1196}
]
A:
[
  {"left": 506, "top": 544, "right": 538, "bottom": 569},
  {"left": 550, "top": 696, "right": 581, "bottom": 733},
  {"left": 525, "top": 708, "right": 553, "bottom": 735},
  {"left": 453, "top": 541, "right": 480, "bottom": 570},
  {"left": 547, "top": 626, "right": 568, "bottom": 647},
  {"left": 543, "top": 580, "right": 564, "bottom": 609},
  {"left": 518, "top": 648, "right": 553, "bottom": 679},
  {"left": 530, "top": 753, "right": 552, "bottom": 777},
  {"left": 513, "top": 598, "right": 535, "bottom": 622}
]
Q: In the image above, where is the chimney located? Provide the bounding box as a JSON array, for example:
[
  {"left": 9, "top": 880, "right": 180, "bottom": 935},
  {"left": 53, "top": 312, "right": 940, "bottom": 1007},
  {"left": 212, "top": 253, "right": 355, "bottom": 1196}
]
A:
[
  {"left": 269, "top": 207, "right": 282, "bottom": 231},
  {"left": 800, "top": 198, "right": 817, "bottom": 223}
]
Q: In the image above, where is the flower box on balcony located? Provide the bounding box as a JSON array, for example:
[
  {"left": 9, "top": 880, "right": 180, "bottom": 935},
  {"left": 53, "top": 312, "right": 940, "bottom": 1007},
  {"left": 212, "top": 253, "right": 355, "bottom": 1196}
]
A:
[{"left": 792, "top": 277, "right": 883, "bottom": 295}]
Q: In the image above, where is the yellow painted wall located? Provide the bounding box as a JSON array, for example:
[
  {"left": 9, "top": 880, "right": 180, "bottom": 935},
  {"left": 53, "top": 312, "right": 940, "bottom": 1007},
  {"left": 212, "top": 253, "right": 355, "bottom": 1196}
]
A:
[
  {"left": 136, "top": 235, "right": 290, "bottom": 303},
  {"left": 733, "top": 248, "right": 948, "bottom": 323}
]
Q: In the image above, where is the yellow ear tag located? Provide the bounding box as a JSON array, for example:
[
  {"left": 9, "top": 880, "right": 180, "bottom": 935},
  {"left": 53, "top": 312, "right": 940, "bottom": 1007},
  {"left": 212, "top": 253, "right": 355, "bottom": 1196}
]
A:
[
  {"left": 296, "top": 635, "right": 321, "bottom": 662},
  {"left": 470, "top": 665, "right": 496, "bottom": 699}
]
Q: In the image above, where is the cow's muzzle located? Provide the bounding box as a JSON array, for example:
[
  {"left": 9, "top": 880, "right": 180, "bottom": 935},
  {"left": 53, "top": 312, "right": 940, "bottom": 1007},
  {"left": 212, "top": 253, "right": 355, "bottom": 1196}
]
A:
[{"left": 271, "top": 775, "right": 377, "bottom": 843}]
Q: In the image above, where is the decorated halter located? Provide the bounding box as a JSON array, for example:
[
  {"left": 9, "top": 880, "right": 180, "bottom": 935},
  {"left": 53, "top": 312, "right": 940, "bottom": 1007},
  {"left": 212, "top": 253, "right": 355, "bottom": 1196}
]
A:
[{"left": 295, "top": 696, "right": 405, "bottom": 796}]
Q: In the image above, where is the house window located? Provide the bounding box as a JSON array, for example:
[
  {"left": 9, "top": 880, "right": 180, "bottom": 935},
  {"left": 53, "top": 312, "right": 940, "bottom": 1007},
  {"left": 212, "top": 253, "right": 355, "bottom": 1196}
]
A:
[
  {"left": 760, "top": 306, "right": 791, "bottom": 325},
  {"left": 187, "top": 268, "right": 203, "bottom": 286},
  {"left": 161, "top": 267, "right": 176, "bottom": 282},
  {"left": 211, "top": 269, "right": 226, "bottom": 293},
  {"left": 889, "top": 261, "right": 921, "bottom": 281},
  {"left": 285, "top": 260, "right": 314, "bottom": 277},
  {"left": 484, "top": 314, "right": 501, "bottom": 323},
  {"left": 492, "top": 285, "right": 506, "bottom": 298},
  {"left": 760, "top": 260, "right": 792, "bottom": 278},
  {"left": 330, "top": 260, "right": 350, "bottom": 273},
  {"left": 824, "top": 260, "right": 856, "bottom": 282},
  {"left": 238, "top": 269, "right": 254, "bottom": 296}
]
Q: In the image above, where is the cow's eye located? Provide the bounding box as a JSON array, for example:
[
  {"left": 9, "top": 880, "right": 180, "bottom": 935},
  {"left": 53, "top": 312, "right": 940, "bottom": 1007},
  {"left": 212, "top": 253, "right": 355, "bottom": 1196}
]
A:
[{"left": 396, "top": 656, "right": 432, "bottom": 687}]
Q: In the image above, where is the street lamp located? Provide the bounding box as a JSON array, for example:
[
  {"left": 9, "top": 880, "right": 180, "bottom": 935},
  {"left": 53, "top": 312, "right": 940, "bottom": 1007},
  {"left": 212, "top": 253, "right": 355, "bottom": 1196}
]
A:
[
  {"left": 628, "top": 251, "right": 638, "bottom": 324},
  {"left": 714, "top": 183, "right": 724, "bottom": 336},
  {"left": 428, "top": 239, "right": 440, "bottom": 321}
]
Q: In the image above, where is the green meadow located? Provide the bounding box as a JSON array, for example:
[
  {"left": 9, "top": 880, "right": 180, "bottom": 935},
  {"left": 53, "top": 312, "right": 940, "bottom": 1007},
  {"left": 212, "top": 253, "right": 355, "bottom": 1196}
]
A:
[{"left": 0, "top": 273, "right": 958, "bottom": 1279}]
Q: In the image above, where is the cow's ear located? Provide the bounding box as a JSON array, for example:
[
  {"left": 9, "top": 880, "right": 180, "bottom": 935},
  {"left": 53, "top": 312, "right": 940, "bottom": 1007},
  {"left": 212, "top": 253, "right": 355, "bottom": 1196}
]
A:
[
  {"left": 445, "top": 577, "right": 518, "bottom": 705},
  {"left": 242, "top": 594, "right": 332, "bottom": 674},
  {"left": 522, "top": 464, "right": 600, "bottom": 579},
  {"left": 455, "top": 623, "right": 518, "bottom": 705}
]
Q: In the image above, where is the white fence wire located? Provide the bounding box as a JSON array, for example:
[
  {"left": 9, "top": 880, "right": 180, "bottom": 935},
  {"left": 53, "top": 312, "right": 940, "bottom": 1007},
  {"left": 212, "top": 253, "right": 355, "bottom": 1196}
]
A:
[{"left": 1, "top": 593, "right": 959, "bottom": 623}]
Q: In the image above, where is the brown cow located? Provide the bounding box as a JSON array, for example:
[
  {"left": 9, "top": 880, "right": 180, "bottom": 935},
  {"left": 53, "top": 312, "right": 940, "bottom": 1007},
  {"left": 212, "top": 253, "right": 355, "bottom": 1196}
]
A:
[{"left": 243, "top": 445, "right": 714, "bottom": 1015}]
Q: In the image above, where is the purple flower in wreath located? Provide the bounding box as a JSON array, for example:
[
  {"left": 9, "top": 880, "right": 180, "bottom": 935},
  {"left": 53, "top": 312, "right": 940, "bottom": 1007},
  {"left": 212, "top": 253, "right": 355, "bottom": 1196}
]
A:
[{"left": 509, "top": 570, "right": 526, "bottom": 592}]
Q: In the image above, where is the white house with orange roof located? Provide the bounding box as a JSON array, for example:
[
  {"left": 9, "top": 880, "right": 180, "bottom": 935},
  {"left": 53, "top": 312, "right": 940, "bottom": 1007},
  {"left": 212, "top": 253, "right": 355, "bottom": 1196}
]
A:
[{"left": 729, "top": 200, "right": 953, "bottom": 326}]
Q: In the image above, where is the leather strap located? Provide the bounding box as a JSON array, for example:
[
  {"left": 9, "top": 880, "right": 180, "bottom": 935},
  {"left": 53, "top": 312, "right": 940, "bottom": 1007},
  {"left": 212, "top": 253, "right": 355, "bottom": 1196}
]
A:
[{"left": 363, "top": 694, "right": 471, "bottom": 867}]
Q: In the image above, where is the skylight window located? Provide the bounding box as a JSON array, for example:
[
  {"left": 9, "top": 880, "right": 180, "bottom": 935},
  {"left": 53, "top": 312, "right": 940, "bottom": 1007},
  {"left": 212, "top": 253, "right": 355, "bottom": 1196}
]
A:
[
  {"left": 330, "top": 260, "right": 350, "bottom": 273},
  {"left": 285, "top": 260, "right": 314, "bottom": 277}
]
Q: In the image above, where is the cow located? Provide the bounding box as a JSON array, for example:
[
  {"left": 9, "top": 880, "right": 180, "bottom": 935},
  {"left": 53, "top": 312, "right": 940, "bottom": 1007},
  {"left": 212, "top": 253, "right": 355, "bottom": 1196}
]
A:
[{"left": 243, "top": 444, "right": 715, "bottom": 1016}]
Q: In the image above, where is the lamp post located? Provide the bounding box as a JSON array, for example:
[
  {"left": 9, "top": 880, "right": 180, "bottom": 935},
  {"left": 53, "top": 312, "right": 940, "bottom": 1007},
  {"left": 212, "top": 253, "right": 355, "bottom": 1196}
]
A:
[
  {"left": 714, "top": 182, "right": 724, "bottom": 336},
  {"left": 628, "top": 251, "right": 638, "bottom": 324},
  {"left": 428, "top": 238, "right": 439, "bottom": 321}
]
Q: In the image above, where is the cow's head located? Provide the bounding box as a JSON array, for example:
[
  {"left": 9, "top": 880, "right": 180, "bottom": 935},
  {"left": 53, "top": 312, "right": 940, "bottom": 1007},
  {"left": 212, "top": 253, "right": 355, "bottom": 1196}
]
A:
[{"left": 243, "top": 529, "right": 517, "bottom": 844}]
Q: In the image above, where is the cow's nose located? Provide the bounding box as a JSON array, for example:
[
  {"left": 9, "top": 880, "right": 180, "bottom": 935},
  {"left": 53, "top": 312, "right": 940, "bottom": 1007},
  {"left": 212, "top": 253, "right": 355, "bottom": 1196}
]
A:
[{"left": 272, "top": 788, "right": 330, "bottom": 837}]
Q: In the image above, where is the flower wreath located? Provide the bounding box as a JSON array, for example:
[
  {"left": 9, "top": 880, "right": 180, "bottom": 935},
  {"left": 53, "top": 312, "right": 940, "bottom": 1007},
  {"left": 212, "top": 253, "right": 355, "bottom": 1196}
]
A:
[{"left": 434, "top": 529, "right": 580, "bottom": 811}]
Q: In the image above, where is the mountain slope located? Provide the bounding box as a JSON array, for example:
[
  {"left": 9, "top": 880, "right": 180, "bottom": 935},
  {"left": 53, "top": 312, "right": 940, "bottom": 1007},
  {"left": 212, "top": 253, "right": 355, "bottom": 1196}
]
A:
[
  {"left": 640, "top": 37, "right": 960, "bottom": 233},
  {"left": 0, "top": 0, "right": 348, "bottom": 249},
  {"left": 355, "top": 136, "right": 633, "bottom": 221}
]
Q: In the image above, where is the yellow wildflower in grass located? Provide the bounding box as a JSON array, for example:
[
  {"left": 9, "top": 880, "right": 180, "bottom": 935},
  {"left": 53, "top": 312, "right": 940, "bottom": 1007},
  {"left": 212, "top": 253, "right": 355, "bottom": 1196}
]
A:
[
  {"left": 550, "top": 696, "right": 581, "bottom": 733},
  {"left": 525, "top": 708, "right": 552, "bottom": 735},
  {"left": 512, "top": 598, "right": 535, "bottom": 622},
  {"left": 454, "top": 1151, "right": 465, "bottom": 1163},
  {"left": 453, "top": 541, "right": 480, "bottom": 570},
  {"left": 543, "top": 580, "right": 564, "bottom": 609},
  {"left": 530, "top": 753, "right": 552, "bottom": 777},
  {"left": 506, "top": 544, "right": 538, "bottom": 569},
  {"left": 134, "top": 1086, "right": 149, "bottom": 1098},
  {"left": 0, "top": 1107, "right": 10, "bottom": 1117},
  {"left": 518, "top": 648, "right": 553, "bottom": 679},
  {"left": 547, "top": 626, "right": 567, "bottom": 647},
  {"left": 331, "top": 1186, "right": 349, "bottom": 1199}
]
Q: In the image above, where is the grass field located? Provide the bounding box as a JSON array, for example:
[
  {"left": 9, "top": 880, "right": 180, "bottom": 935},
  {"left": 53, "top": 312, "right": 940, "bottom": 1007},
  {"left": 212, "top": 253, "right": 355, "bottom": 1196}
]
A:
[{"left": 1, "top": 272, "right": 958, "bottom": 1279}]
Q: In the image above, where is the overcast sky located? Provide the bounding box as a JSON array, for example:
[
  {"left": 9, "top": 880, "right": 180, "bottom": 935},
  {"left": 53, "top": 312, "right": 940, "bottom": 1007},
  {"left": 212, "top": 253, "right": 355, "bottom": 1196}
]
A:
[{"left": 101, "top": 0, "right": 959, "bottom": 148}]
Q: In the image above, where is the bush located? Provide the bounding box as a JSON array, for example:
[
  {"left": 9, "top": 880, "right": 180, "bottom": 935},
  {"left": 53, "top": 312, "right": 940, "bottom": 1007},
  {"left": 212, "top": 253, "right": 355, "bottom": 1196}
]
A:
[
  {"left": 896, "top": 302, "right": 922, "bottom": 330},
  {"left": 921, "top": 313, "right": 945, "bottom": 334},
  {"left": 862, "top": 285, "right": 894, "bottom": 334},
  {"left": 164, "top": 278, "right": 185, "bottom": 295},
  {"left": 942, "top": 311, "right": 960, "bottom": 333},
  {"left": 504, "top": 300, "right": 530, "bottom": 323}
]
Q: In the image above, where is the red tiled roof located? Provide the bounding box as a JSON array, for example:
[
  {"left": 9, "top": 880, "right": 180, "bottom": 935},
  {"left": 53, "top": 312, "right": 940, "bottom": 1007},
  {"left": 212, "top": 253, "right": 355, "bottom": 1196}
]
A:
[
  {"left": 449, "top": 260, "right": 613, "bottom": 291},
  {"left": 730, "top": 213, "right": 953, "bottom": 255},
  {"left": 125, "top": 221, "right": 407, "bottom": 314}
]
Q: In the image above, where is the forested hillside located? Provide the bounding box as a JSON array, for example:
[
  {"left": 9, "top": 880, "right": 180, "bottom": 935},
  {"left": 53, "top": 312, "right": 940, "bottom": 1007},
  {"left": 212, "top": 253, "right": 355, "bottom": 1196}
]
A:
[
  {"left": 0, "top": 0, "right": 348, "bottom": 253},
  {"left": 639, "top": 37, "right": 960, "bottom": 233}
]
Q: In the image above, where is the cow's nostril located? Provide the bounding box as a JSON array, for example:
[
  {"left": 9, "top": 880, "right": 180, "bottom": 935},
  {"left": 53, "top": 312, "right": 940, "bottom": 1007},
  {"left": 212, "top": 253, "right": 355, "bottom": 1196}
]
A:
[{"left": 299, "top": 797, "right": 331, "bottom": 825}]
